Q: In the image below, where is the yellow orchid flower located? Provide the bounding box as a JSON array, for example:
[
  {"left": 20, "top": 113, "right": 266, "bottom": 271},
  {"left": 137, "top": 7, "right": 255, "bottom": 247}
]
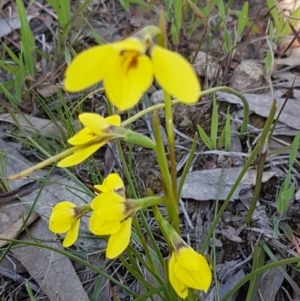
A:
[
  {"left": 57, "top": 113, "right": 121, "bottom": 167},
  {"left": 65, "top": 37, "right": 200, "bottom": 111},
  {"left": 89, "top": 191, "right": 140, "bottom": 259},
  {"left": 90, "top": 173, "right": 163, "bottom": 259},
  {"left": 49, "top": 201, "right": 90, "bottom": 248},
  {"left": 168, "top": 237, "right": 212, "bottom": 299}
]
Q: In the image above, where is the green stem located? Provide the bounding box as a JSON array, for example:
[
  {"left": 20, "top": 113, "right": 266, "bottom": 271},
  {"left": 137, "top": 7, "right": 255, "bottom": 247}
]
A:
[
  {"left": 8, "top": 145, "right": 80, "bottom": 180},
  {"left": 122, "top": 86, "right": 249, "bottom": 134},
  {"left": 245, "top": 245, "right": 260, "bottom": 301},
  {"left": 187, "top": 291, "right": 197, "bottom": 301},
  {"left": 163, "top": 91, "right": 179, "bottom": 225},
  {"left": 200, "top": 101, "right": 277, "bottom": 253},
  {"left": 152, "top": 205, "right": 171, "bottom": 248},
  {"left": 140, "top": 196, "right": 165, "bottom": 207},
  {"left": 245, "top": 95, "right": 277, "bottom": 223},
  {"left": 177, "top": 133, "right": 198, "bottom": 201},
  {"left": 244, "top": 142, "right": 268, "bottom": 223},
  {"left": 152, "top": 112, "right": 179, "bottom": 232},
  {"left": 122, "top": 101, "right": 174, "bottom": 127}
]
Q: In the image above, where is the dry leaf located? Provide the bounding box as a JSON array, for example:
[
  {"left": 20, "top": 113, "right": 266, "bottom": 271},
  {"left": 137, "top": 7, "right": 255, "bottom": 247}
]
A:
[
  {"left": 254, "top": 267, "right": 284, "bottom": 301},
  {"left": 0, "top": 211, "right": 39, "bottom": 247},
  {"left": 12, "top": 220, "right": 90, "bottom": 301}
]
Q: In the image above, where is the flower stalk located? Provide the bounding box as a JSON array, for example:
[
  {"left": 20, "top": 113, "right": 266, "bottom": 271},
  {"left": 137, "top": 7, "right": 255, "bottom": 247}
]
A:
[{"left": 152, "top": 112, "right": 179, "bottom": 232}]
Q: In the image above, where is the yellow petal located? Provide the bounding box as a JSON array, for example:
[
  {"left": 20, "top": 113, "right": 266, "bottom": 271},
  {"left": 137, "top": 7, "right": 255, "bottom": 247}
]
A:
[
  {"left": 175, "top": 250, "right": 212, "bottom": 292},
  {"left": 169, "top": 253, "right": 189, "bottom": 298},
  {"left": 52, "top": 201, "right": 76, "bottom": 212},
  {"left": 151, "top": 45, "right": 200, "bottom": 104},
  {"left": 49, "top": 202, "right": 76, "bottom": 233},
  {"left": 175, "top": 265, "right": 211, "bottom": 293},
  {"left": 106, "top": 218, "right": 132, "bottom": 259},
  {"left": 91, "top": 192, "right": 124, "bottom": 210},
  {"left": 67, "top": 127, "right": 97, "bottom": 145},
  {"left": 79, "top": 113, "right": 112, "bottom": 136},
  {"left": 57, "top": 142, "right": 104, "bottom": 167},
  {"left": 64, "top": 45, "right": 112, "bottom": 92},
  {"left": 50, "top": 209, "right": 75, "bottom": 223},
  {"left": 49, "top": 218, "right": 71, "bottom": 233},
  {"left": 63, "top": 218, "right": 81, "bottom": 247},
  {"left": 177, "top": 246, "right": 202, "bottom": 270},
  {"left": 89, "top": 213, "right": 121, "bottom": 235},
  {"left": 93, "top": 184, "right": 102, "bottom": 194},
  {"left": 96, "top": 173, "right": 124, "bottom": 193},
  {"left": 105, "top": 115, "right": 121, "bottom": 126},
  {"left": 97, "top": 202, "right": 125, "bottom": 221},
  {"left": 112, "top": 38, "right": 146, "bottom": 53},
  {"left": 104, "top": 53, "right": 153, "bottom": 111}
]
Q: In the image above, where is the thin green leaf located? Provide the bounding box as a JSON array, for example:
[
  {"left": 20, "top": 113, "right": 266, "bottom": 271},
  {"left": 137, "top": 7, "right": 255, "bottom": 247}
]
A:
[
  {"left": 224, "top": 30, "right": 232, "bottom": 53},
  {"left": 0, "top": 60, "right": 18, "bottom": 75},
  {"left": 177, "top": 133, "right": 198, "bottom": 200},
  {"left": 15, "top": 55, "right": 24, "bottom": 102},
  {"left": 279, "top": 223, "right": 293, "bottom": 241},
  {"left": 224, "top": 107, "right": 231, "bottom": 151},
  {"left": 272, "top": 216, "right": 281, "bottom": 238},
  {"left": 186, "top": 0, "right": 208, "bottom": 21},
  {"left": 197, "top": 125, "right": 213, "bottom": 149},
  {"left": 16, "top": 0, "right": 36, "bottom": 77},
  {"left": 267, "top": 0, "right": 278, "bottom": 25},
  {"left": 171, "top": 23, "right": 179, "bottom": 45},
  {"left": 25, "top": 280, "right": 36, "bottom": 301},
  {"left": 265, "top": 51, "right": 273, "bottom": 74},
  {"left": 174, "top": 0, "right": 182, "bottom": 30},
  {"left": 47, "top": 0, "right": 71, "bottom": 34},
  {"left": 0, "top": 82, "right": 18, "bottom": 104},
  {"left": 237, "top": 2, "right": 249, "bottom": 38},
  {"left": 211, "top": 95, "right": 218, "bottom": 149},
  {"left": 289, "top": 132, "right": 300, "bottom": 169},
  {"left": 282, "top": 6, "right": 300, "bottom": 35},
  {"left": 118, "top": 0, "right": 130, "bottom": 11},
  {"left": 1, "top": 42, "right": 20, "bottom": 64},
  {"left": 245, "top": 245, "right": 260, "bottom": 301},
  {"left": 217, "top": 0, "right": 226, "bottom": 19},
  {"left": 277, "top": 181, "right": 295, "bottom": 215},
  {"left": 83, "top": 18, "right": 105, "bottom": 45},
  {"left": 262, "top": 244, "right": 300, "bottom": 295}
]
